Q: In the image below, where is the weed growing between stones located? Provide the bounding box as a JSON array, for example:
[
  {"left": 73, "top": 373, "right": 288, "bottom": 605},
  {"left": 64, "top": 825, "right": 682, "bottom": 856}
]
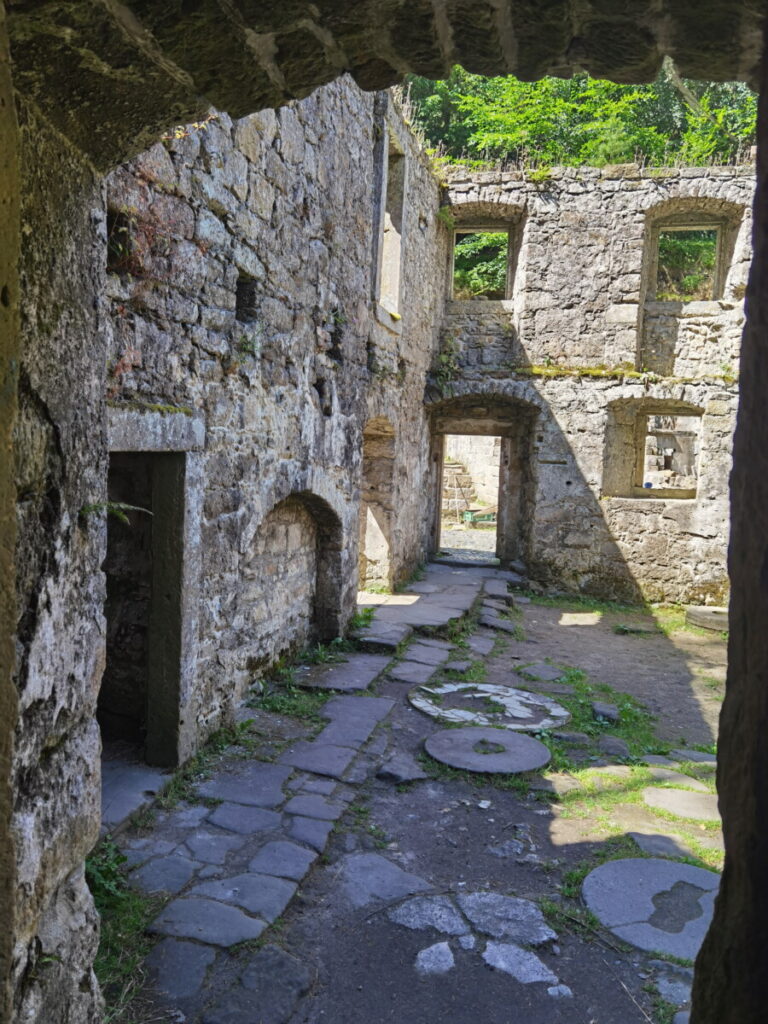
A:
[
  {"left": 86, "top": 839, "right": 166, "bottom": 1024},
  {"left": 155, "top": 721, "right": 258, "bottom": 810},
  {"left": 253, "top": 684, "right": 333, "bottom": 723}
]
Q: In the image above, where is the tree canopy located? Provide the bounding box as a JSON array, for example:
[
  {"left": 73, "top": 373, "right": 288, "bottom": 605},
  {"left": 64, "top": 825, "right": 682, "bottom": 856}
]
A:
[{"left": 405, "top": 63, "right": 756, "bottom": 167}]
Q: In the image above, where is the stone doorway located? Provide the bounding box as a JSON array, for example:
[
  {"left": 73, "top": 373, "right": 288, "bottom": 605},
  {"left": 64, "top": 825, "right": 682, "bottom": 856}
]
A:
[
  {"left": 429, "top": 397, "right": 536, "bottom": 567},
  {"left": 358, "top": 418, "right": 396, "bottom": 590},
  {"left": 100, "top": 452, "right": 189, "bottom": 825}
]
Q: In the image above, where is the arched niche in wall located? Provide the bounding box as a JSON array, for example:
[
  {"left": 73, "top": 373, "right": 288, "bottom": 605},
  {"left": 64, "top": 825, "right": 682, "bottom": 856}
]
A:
[
  {"left": 638, "top": 196, "right": 746, "bottom": 375},
  {"left": 358, "top": 417, "right": 396, "bottom": 591},
  {"left": 427, "top": 393, "right": 538, "bottom": 565},
  {"left": 246, "top": 490, "right": 343, "bottom": 664}
]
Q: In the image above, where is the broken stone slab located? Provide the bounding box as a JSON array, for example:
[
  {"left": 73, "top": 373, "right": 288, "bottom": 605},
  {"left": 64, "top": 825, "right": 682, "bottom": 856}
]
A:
[
  {"left": 646, "top": 767, "right": 710, "bottom": 792},
  {"left": 376, "top": 752, "right": 428, "bottom": 783},
  {"left": 670, "top": 749, "right": 717, "bottom": 765},
  {"left": 248, "top": 841, "right": 317, "bottom": 881},
  {"left": 411, "top": 682, "right": 570, "bottom": 732},
  {"left": 598, "top": 736, "right": 630, "bottom": 759},
  {"left": 208, "top": 803, "right": 282, "bottom": 835},
  {"left": 425, "top": 727, "right": 550, "bottom": 774},
  {"left": 513, "top": 594, "right": 531, "bottom": 604},
  {"left": 479, "top": 613, "right": 518, "bottom": 633},
  {"left": 295, "top": 653, "right": 391, "bottom": 692},
  {"left": 456, "top": 892, "right": 556, "bottom": 945},
  {"left": 643, "top": 788, "right": 720, "bottom": 822},
  {"left": 389, "top": 660, "right": 439, "bottom": 684},
  {"left": 279, "top": 742, "right": 358, "bottom": 779},
  {"left": 654, "top": 965, "right": 694, "bottom": 1006},
  {"left": 403, "top": 643, "right": 451, "bottom": 667},
  {"left": 149, "top": 897, "right": 267, "bottom": 946},
  {"left": 643, "top": 755, "right": 677, "bottom": 767},
  {"left": 282, "top": 794, "right": 345, "bottom": 820},
  {"left": 482, "top": 942, "right": 557, "bottom": 984},
  {"left": 592, "top": 700, "right": 620, "bottom": 723},
  {"left": 517, "top": 663, "right": 566, "bottom": 683},
  {"left": 685, "top": 606, "right": 728, "bottom": 631},
  {"left": 196, "top": 762, "right": 292, "bottom": 808},
  {"left": 388, "top": 895, "right": 469, "bottom": 935},
  {"left": 355, "top": 621, "right": 413, "bottom": 652},
  {"left": 286, "top": 815, "right": 334, "bottom": 852},
  {"left": 415, "top": 941, "right": 455, "bottom": 975},
  {"left": 190, "top": 872, "right": 296, "bottom": 922},
  {"left": 466, "top": 632, "right": 495, "bottom": 656},
  {"left": 552, "top": 730, "right": 590, "bottom": 747},
  {"left": 298, "top": 777, "right": 337, "bottom": 795},
  {"left": 202, "top": 945, "right": 312, "bottom": 1024},
  {"left": 183, "top": 832, "right": 247, "bottom": 866},
  {"left": 129, "top": 854, "right": 202, "bottom": 895},
  {"left": 548, "top": 984, "right": 574, "bottom": 999},
  {"left": 339, "top": 852, "right": 430, "bottom": 908},
  {"left": 482, "top": 598, "right": 511, "bottom": 614},
  {"left": 144, "top": 938, "right": 216, "bottom": 1003},
  {"left": 582, "top": 857, "right": 719, "bottom": 959},
  {"left": 628, "top": 832, "right": 698, "bottom": 859}
]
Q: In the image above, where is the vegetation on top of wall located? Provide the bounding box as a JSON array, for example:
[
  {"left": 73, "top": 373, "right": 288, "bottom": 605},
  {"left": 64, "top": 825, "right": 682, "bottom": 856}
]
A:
[
  {"left": 402, "top": 60, "right": 756, "bottom": 169},
  {"left": 106, "top": 398, "right": 194, "bottom": 416}
]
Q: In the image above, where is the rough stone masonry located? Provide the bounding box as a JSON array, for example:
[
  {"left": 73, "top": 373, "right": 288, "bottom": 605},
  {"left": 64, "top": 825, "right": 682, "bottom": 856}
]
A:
[{"left": 3, "top": 65, "right": 756, "bottom": 1024}]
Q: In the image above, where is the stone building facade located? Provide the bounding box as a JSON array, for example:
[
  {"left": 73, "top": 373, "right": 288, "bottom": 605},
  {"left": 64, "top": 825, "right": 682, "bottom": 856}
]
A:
[{"left": 6, "top": 73, "right": 754, "bottom": 1022}]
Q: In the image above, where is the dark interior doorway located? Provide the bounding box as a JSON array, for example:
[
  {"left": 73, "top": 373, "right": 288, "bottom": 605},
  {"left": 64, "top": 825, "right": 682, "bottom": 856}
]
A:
[{"left": 100, "top": 451, "right": 186, "bottom": 768}]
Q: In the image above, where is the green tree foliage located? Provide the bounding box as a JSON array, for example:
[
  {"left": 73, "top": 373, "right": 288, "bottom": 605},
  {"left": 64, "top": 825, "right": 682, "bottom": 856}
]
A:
[
  {"left": 406, "top": 63, "right": 756, "bottom": 168},
  {"left": 453, "top": 231, "right": 508, "bottom": 298},
  {"left": 656, "top": 229, "right": 718, "bottom": 301}
]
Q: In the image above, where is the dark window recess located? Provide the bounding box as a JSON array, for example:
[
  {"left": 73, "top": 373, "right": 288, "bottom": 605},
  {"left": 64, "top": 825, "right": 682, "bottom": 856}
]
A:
[
  {"left": 107, "top": 210, "right": 133, "bottom": 274},
  {"left": 236, "top": 276, "right": 259, "bottom": 322},
  {"left": 314, "top": 378, "right": 333, "bottom": 416}
]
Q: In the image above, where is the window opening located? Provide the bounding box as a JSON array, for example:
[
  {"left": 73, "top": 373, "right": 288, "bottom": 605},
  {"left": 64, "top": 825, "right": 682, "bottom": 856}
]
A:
[
  {"left": 379, "top": 144, "right": 405, "bottom": 313},
  {"left": 637, "top": 413, "right": 701, "bottom": 496},
  {"left": 452, "top": 230, "right": 510, "bottom": 300},
  {"left": 236, "top": 274, "right": 259, "bottom": 322},
  {"left": 655, "top": 227, "right": 718, "bottom": 301}
]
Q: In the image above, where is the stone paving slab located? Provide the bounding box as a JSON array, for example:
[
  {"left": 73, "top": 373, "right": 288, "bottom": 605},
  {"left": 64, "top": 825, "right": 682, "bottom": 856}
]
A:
[
  {"left": 279, "top": 742, "right": 358, "bottom": 779},
  {"left": 628, "top": 832, "right": 698, "bottom": 859},
  {"left": 404, "top": 642, "right": 452, "bottom": 666},
  {"left": 643, "top": 788, "right": 720, "bottom": 821},
  {"left": 456, "top": 892, "right": 555, "bottom": 945},
  {"left": 287, "top": 815, "right": 334, "bottom": 851},
  {"left": 354, "top": 620, "right": 413, "bottom": 652},
  {"left": 376, "top": 752, "right": 428, "bottom": 783},
  {"left": 339, "top": 852, "right": 430, "bottom": 908},
  {"left": 517, "top": 663, "right": 567, "bottom": 683},
  {"left": 190, "top": 872, "right": 297, "bottom": 921},
  {"left": 202, "top": 945, "right": 312, "bottom": 1024},
  {"left": 582, "top": 858, "right": 719, "bottom": 959},
  {"left": 144, "top": 938, "right": 216, "bottom": 1004},
  {"left": 444, "top": 660, "right": 473, "bottom": 672},
  {"left": 208, "top": 803, "right": 283, "bottom": 834},
  {"left": 670, "top": 749, "right": 717, "bottom": 764},
  {"left": 197, "top": 763, "right": 293, "bottom": 808},
  {"left": 389, "top": 660, "right": 439, "bottom": 684},
  {"left": 248, "top": 841, "right": 317, "bottom": 881},
  {"left": 466, "top": 632, "right": 495, "bottom": 656},
  {"left": 295, "top": 653, "right": 391, "bottom": 692},
  {"left": 482, "top": 942, "right": 557, "bottom": 984},
  {"left": 425, "top": 726, "right": 551, "bottom": 774},
  {"left": 479, "top": 613, "right": 518, "bottom": 633},
  {"left": 411, "top": 682, "right": 570, "bottom": 732},
  {"left": 646, "top": 767, "right": 710, "bottom": 792},
  {"left": 483, "top": 579, "right": 514, "bottom": 602},
  {"left": 149, "top": 897, "right": 267, "bottom": 946},
  {"left": 101, "top": 760, "right": 168, "bottom": 831},
  {"left": 130, "top": 854, "right": 202, "bottom": 894},
  {"left": 283, "top": 794, "right": 345, "bottom": 820}
]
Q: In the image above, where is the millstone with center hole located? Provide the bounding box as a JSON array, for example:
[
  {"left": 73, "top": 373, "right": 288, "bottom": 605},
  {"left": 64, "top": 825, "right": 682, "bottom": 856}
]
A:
[
  {"left": 424, "top": 727, "right": 551, "bottom": 773},
  {"left": 409, "top": 682, "right": 570, "bottom": 732}
]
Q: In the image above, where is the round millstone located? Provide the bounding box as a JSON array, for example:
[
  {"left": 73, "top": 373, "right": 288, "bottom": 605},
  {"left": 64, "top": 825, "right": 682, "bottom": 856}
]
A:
[
  {"left": 424, "top": 727, "right": 551, "bottom": 774},
  {"left": 582, "top": 857, "right": 720, "bottom": 959},
  {"left": 409, "top": 682, "right": 570, "bottom": 732}
]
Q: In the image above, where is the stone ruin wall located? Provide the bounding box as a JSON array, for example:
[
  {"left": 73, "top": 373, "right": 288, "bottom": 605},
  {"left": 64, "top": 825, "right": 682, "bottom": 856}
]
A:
[
  {"left": 436, "top": 167, "right": 752, "bottom": 603},
  {"left": 6, "top": 71, "right": 752, "bottom": 1022}
]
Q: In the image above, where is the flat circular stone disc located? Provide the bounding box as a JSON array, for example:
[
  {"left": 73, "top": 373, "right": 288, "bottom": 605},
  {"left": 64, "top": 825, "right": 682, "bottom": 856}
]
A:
[
  {"left": 409, "top": 682, "right": 570, "bottom": 732},
  {"left": 582, "top": 857, "right": 720, "bottom": 959},
  {"left": 425, "top": 727, "right": 551, "bottom": 773}
]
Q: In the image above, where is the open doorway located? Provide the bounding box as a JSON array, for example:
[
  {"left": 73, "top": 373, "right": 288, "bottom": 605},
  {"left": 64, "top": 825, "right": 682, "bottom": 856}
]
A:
[
  {"left": 439, "top": 434, "right": 501, "bottom": 564},
  {"left": 358, "top": 418, "right": 396, "bottom": 590},
  {"left": 100, "top": 451, "right": 188, "bottom": 827}
]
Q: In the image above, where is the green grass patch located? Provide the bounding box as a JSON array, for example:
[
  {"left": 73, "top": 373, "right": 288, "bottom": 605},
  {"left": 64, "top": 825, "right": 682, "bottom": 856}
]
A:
[
  {"left": 651, "top": 604, "right": 728, "bottom": 641},
  {"left": 86, "top": 839, "right": 166, "bottom": 1023},
  {"left": 251, "top": 682, "right": 333, "bottom": 723},
  {"left": 526, "top": 592, "right": 642, "bottom": 615}
]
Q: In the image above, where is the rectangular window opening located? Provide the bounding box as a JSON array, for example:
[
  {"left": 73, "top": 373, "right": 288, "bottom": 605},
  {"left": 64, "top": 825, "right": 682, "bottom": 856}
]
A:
[
  {"left": 379, "top": 144, "right": 406, "bottom": 313},
  {"left": 453, "top": 230, "right": 510, "bottom": 300},
  {"left": 655, "top": 227, "right": 719, "bottom": 302},
  {"left": 636, "top": 413, "right": 701, "bottom": 497}
]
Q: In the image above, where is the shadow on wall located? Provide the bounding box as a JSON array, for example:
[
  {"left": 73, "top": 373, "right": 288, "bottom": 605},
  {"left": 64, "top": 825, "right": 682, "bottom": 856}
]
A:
[{"left": 244, "top": 490, "right": 343, "bottom": 669}]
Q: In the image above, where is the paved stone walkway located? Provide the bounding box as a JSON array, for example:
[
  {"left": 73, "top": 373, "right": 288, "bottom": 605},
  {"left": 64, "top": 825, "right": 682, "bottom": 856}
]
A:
[{"left": 113, "top": 563, "right": 722, "bottom": 1023}]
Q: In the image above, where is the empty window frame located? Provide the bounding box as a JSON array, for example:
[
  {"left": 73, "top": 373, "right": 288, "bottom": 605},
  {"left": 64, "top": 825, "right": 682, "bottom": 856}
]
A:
[
  {"left": 452, "top": 229, "right": 511, "bottom": 300},
  {"left": 635, "top": 413, "right": 701, "bottom": 497},
  {"left": 378, "top": 140, "right": 406, "bottom": 313},
  {"left": 655, "top": 226, "right": 719, "bottom": 301}
]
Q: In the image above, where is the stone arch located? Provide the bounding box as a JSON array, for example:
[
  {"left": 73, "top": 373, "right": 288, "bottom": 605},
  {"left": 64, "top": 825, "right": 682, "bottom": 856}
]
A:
[
  {"left": 359, "top": 417, "right": 396, "bottom": 591},
  {"left": 427, "top": 391, "right": 539, "bottom": 565},
  {"left": 245, "top": 490, "right": 343, "bottom": 665}
]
